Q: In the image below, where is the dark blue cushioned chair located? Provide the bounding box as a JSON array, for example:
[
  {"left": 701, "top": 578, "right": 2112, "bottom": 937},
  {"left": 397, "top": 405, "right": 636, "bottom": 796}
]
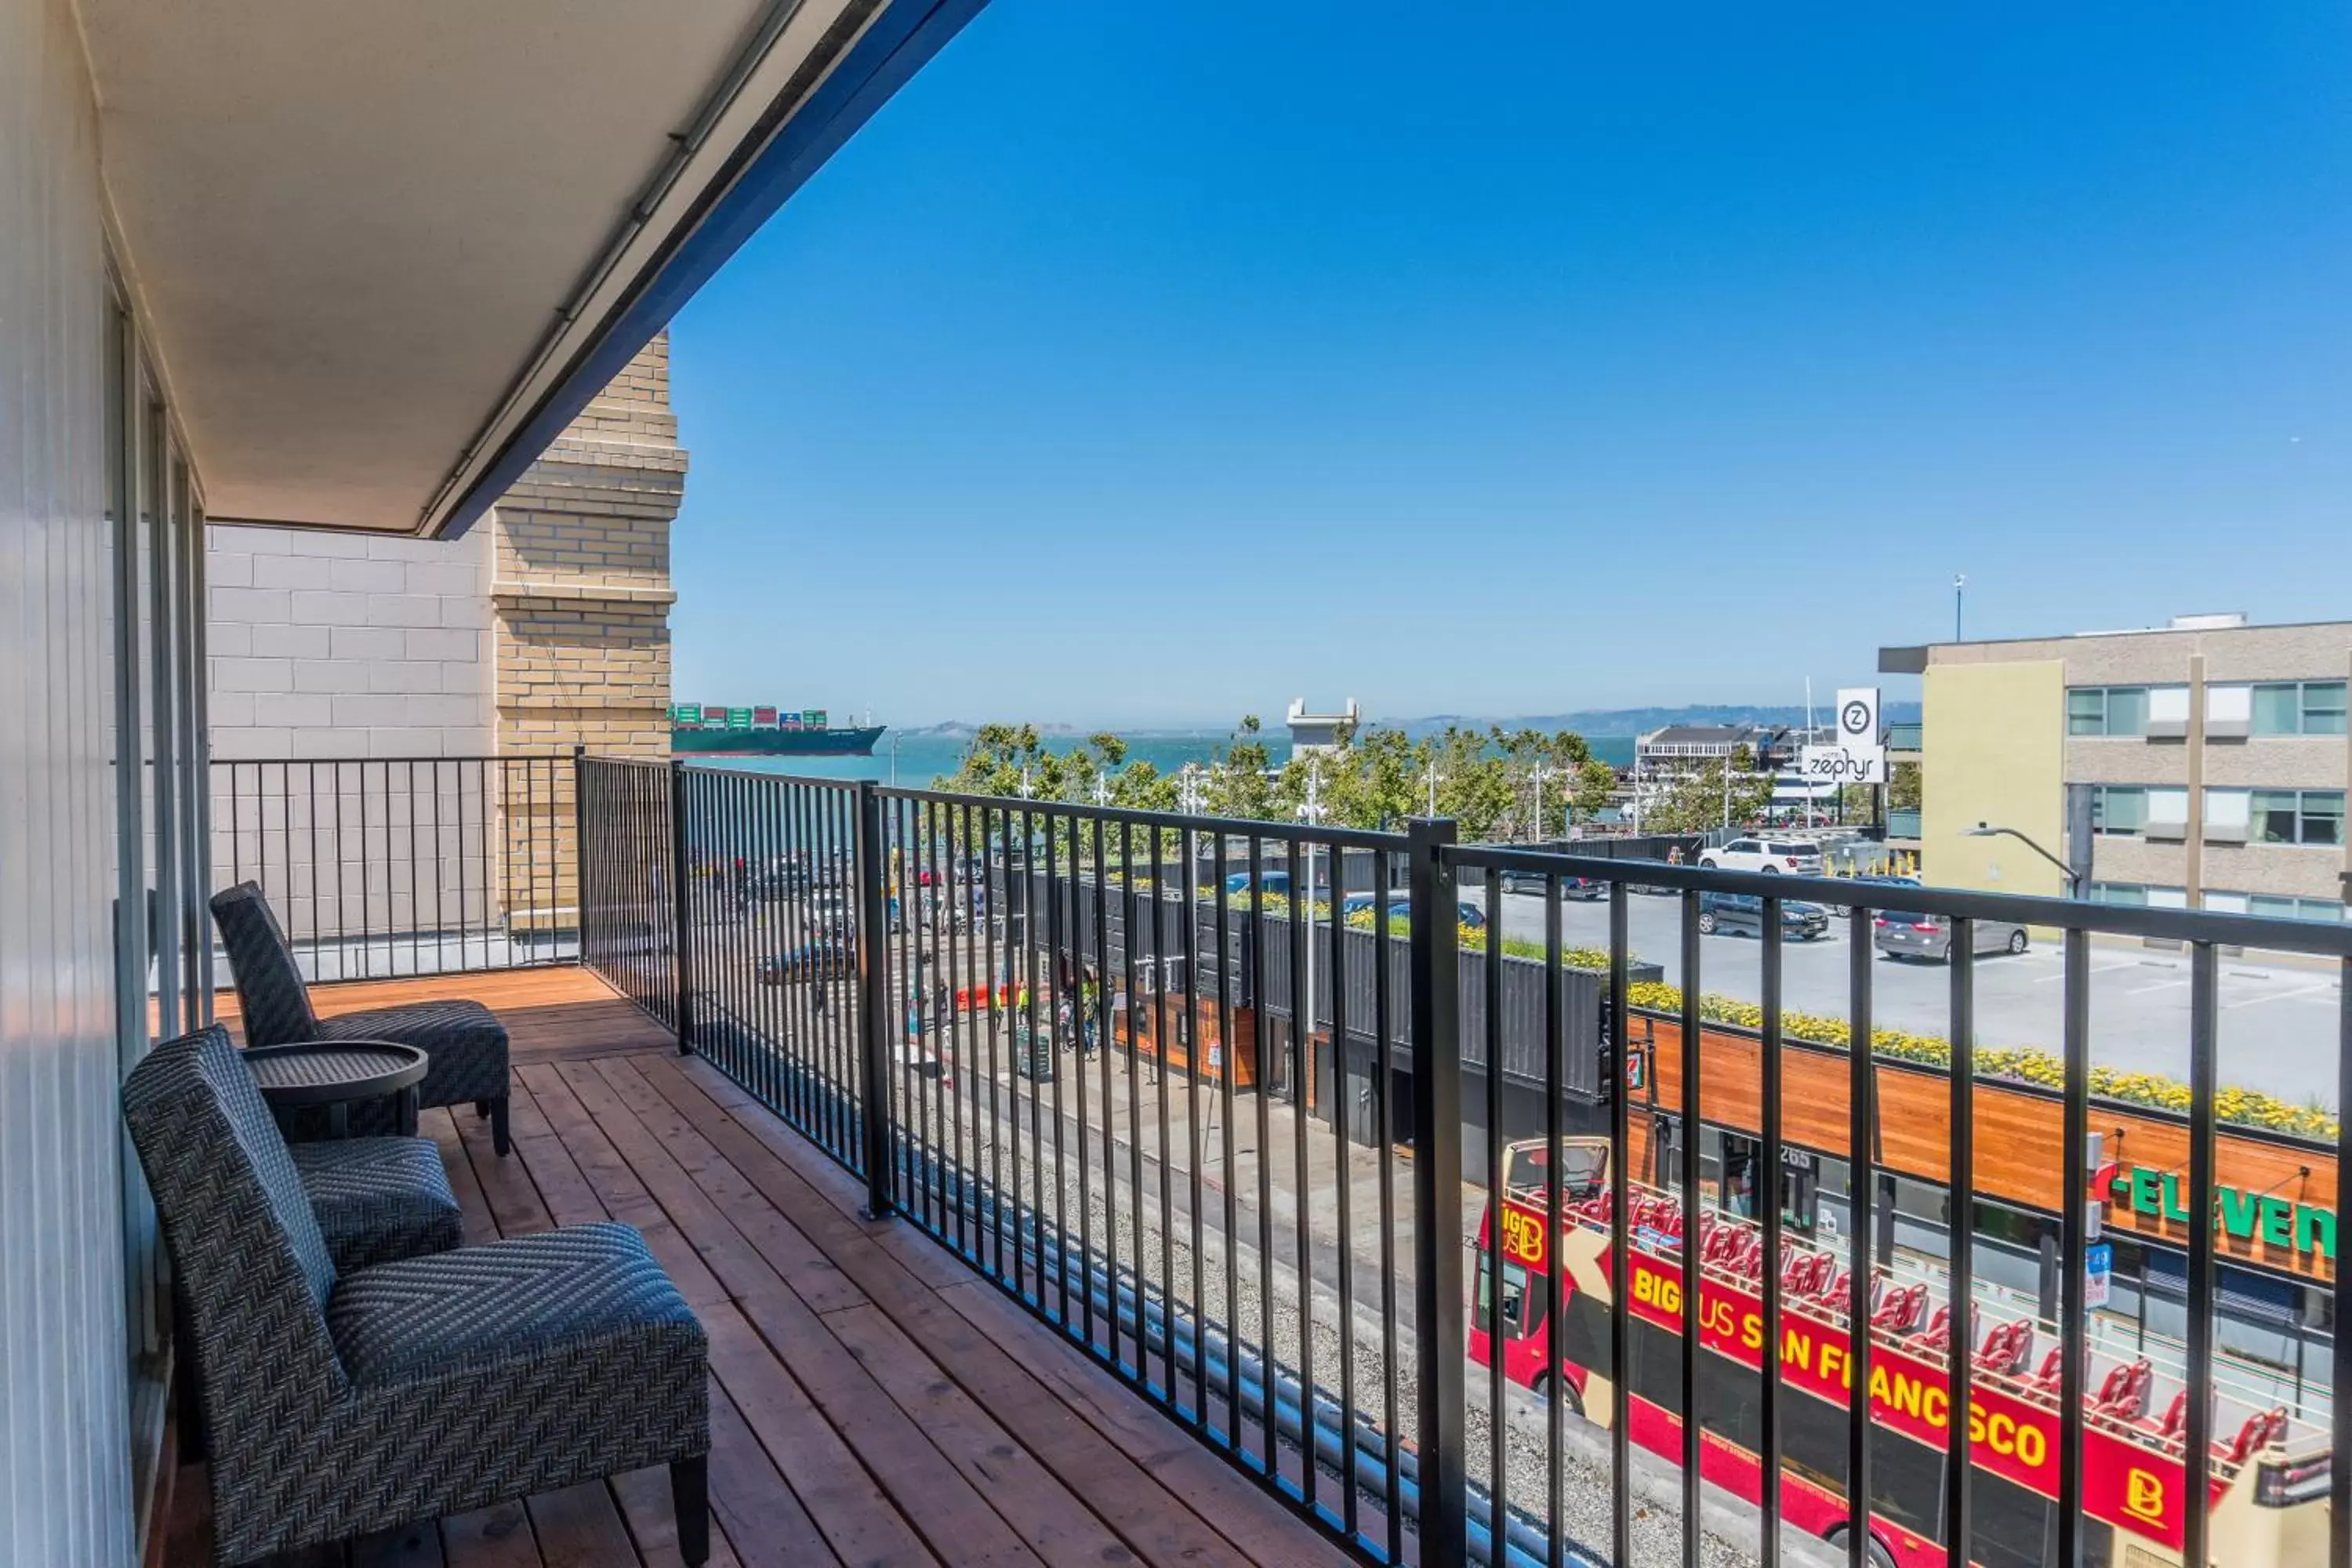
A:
[
  {"left": 125, "top": 1025, "right": 708, "bottom": 1566},
  {"left": 209, "top": 880, "right": 514, "bottom": 1154}
]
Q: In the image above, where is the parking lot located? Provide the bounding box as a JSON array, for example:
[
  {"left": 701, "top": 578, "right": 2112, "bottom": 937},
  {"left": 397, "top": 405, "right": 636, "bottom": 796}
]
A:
[{"left": 1484, "top": 887, "right": 2347, "bottom": 1111}]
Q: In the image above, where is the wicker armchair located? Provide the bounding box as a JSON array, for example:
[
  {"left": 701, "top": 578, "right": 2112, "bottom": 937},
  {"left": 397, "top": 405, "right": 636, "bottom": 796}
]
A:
[
  {"left": 209, "top": 881, "right": 514, "bottom": 1154},
  {"left": 172, "top": 1032, "right": 465, "bottom": 1465},
  {"left": 291, "top": 1137, "right": 464, "bottom": 1272},
  {"left": 126, "top": 1025, "right": 710, "bottom": 1566}
]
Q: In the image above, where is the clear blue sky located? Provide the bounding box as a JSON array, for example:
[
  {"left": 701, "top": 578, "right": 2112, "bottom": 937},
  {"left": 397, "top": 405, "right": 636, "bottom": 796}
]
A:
[{"left": 670, "top": 2, "right": 2352, "bottom": 729}]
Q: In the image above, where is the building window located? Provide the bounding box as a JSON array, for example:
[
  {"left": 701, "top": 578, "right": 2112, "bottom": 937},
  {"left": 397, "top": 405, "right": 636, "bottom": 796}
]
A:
[
  {"left": 2090, "top": 785, "right": 2147, "bottom": 836},
  {"left": 2071, "top": 686, "right": 2148, "bottom": 736},
  {"left": 2088, "top": 881, "right": 2193, "bottom": 909},
  {"left": 2252, "top": 681, "right": 2350, "bottom": 736},
  {"left": 2249, "top": 789, "right": 2346, "bottom": 846},
  {"left": 2230, "top": 893, "right": 2348, "bottom": 924},
  {"left": 2205, "top": 787, "right": 2252, "bottom": 841}
]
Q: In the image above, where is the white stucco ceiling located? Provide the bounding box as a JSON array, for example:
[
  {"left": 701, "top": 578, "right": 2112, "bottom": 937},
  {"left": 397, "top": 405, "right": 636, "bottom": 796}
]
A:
[{"left": 79, "top": 0, "right": 871, "bottom": 532}]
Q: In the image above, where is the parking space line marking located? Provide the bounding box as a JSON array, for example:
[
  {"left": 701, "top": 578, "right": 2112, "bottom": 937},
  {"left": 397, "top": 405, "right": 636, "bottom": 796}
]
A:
[
  {"left": 2036, "top": 958, "right": 2140, "bottom": 983},
  {"left": 2223, "top": 980, "right": 2336, "bottom": 1011},
  {"left": 2129, "top": 977, "right": 2191, "bottom": 995}
]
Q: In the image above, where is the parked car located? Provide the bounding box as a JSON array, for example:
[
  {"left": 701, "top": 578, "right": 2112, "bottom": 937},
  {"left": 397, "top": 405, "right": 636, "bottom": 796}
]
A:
[
  {"left": 1339, "top": 891, "right": 1487, "bottom": 929},
  {"left": 757, "top": 937, "right": 851, "bottom": 983},
  {"left": 1698, "top": 837, "right": 1825, "bottom": 876},
  {"left": 1824, "top": 871, "right": 1921, "bottom": 915},
  {"left": 1224, "top": 868, "right": 1295, "bottom": 898},
  {"left": 1696, "top": 891, "right": 1831, "bottom": 941},
  {"left": 1873, "top": 909, "right": 2029, "bottom": 962},
  {"left": 1498, "top": 868, "right": 1606, "bottom": 900}
]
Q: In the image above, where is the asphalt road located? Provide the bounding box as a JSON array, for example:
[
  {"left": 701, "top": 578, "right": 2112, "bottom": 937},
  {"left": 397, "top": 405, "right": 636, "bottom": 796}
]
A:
[{"left": 1479, "top": 887, "right": 2347, "bottom": 1111}]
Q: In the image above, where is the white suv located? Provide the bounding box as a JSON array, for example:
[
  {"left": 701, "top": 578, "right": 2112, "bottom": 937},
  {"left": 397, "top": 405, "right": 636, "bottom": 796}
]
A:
[{"left": 1698, "top": 837, "right": 1824, "bottom": 875}]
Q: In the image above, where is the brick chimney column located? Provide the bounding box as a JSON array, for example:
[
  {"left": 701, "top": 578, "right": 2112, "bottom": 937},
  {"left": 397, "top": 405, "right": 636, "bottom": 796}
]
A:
[{"left": 485, "top": 332, "right": 687, "bottom": 931}]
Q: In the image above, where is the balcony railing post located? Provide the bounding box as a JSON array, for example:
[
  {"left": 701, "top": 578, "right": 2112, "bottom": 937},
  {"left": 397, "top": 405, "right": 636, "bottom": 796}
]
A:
[
  {"left": 669, "top": 757, "right": 695, "bottom": 1054},
  {"left": 571, "top": 744, "right": 588, "bottom": 967},
  {"left": 1406, "top": 815, "right": 1466, "bottom": 1568},
  {"left": 853, "top": 779, "right": 895, "bottom": 1220}
]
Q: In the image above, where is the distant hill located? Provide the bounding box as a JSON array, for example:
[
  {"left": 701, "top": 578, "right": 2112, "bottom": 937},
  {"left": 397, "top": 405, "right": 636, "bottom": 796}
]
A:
[
  {"left": 891, "top": 720, "right": 1087, "bottom": 739},
  {"left": 1382, "top": 702, "right": 1922, "bottom": 739},
  {"left": 895, "top": 706, "right": 1922, "bottom": 741}
]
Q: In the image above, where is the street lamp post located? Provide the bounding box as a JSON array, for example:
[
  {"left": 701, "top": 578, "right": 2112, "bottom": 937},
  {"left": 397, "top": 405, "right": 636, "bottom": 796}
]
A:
[{"left": 1962, "top": 821, "right": 2080, "bottom": 896}]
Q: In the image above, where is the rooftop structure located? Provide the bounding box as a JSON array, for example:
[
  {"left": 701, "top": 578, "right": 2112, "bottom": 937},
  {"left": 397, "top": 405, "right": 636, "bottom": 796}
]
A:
[{"left": 1284, "top": 697, "right": 1361, "bottom": 754}]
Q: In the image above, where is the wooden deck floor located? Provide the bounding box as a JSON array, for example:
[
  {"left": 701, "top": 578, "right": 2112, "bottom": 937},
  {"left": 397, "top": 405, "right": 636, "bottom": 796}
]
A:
[{"left": 176, "top": 966, "right": 1356, "bottom": 1568}]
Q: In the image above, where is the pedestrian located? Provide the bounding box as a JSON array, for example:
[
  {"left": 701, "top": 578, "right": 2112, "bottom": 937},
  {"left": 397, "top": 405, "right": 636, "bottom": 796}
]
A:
[{"left": 934, "top": 979, "right": 951, "bottom": 1030}]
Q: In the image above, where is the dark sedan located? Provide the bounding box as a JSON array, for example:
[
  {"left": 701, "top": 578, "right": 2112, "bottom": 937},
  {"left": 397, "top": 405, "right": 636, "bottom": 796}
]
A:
[
  {"left": 1696, "top": 891, "right": 1831, "bottom": 941},
  {"left": 757, "top": 938, "right": 852, "bottom": 984},
  {"left": 1498, "top": 869, "right": 1606, "bottom": 900}
]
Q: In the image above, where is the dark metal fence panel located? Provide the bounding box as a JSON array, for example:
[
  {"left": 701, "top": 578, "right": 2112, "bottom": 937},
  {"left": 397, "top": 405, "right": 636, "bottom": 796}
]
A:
[
  {"left": 872, "top": 789, "right": 1425, "bottom": 1565},
  {"left": 569, "top": 765, "right": 2352, "bottom": 1568},
  {"left": 631, "top": 762, "right": 869, "bottom": 1174},
  {"left": 1449, "top": 839, "right": 2352, "bottom": 1568},
  {"left": 577, "top": 753, "right": 679, "bottom": 1029},
  {"left": 207, "top": 754, "right": 574, "bottom": 981}
]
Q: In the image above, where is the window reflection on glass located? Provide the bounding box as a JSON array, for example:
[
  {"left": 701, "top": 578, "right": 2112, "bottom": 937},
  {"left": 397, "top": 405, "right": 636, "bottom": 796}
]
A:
[{"left": 1474, "top": 1254, "right": 1530, "bottom": 1335}]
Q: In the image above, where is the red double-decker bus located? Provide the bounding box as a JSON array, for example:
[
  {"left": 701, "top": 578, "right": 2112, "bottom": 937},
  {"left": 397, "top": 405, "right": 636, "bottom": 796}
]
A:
[{"left": 1469, "top": 1138, "right": 2332, "bottom": 1567}]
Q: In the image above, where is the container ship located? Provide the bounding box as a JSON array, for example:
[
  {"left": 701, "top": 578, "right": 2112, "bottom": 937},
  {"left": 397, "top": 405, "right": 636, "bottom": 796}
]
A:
[{"left": 670, "top": 704, "right": 884, "bottom": 757}]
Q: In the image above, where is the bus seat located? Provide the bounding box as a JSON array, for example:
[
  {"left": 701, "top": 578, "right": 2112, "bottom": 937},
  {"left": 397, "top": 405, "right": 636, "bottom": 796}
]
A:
[
  {"left": 2096, "top": 1359, "right": 2154, "bottom": 1420},
  {"left": 2153, "top": 1388, "right": 2188, "bottom": 1451},
  {"left": 2218, "top": 1407, "right": 2259, "bottom": 1466},
  {"left": 1974, "top": 1320, "right": 2029, "bottom": 1375},
  {"left": 1870, "top": 1282, "right": 1919, "bottom": 1331}
]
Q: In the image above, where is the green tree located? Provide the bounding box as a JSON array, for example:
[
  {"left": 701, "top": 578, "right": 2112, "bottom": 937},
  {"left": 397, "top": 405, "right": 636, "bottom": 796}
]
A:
[
  {"left": 1203, "top": 714, "right": 1280, "bottom": 821},
  {"left": 935, "top": 723, "right": 1056, "bottom": 797},
  {"left": 1323, "top": 726, "right": 1421, "bottom": 829},
  {"left": 1109, "top": 758, "right": 1178, "bottom": 811},
  {"left": 1889, "top": 760, "right": 1922, "bottom": 811},
  {"left": 1570, "top": 758, "right": 1620, "bottom": 823},
  {"left": 942, "top": 713, "right": 1613, "bottom": 842},
  {"left": 1642, "top": 746, "right": 1775, "bottom": 834}
]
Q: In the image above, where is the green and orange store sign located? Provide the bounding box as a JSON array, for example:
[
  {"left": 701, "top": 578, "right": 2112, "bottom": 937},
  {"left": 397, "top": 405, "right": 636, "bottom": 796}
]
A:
[{"left": 2103, "top": 1163, "right": 2337, "bottom": 1265}]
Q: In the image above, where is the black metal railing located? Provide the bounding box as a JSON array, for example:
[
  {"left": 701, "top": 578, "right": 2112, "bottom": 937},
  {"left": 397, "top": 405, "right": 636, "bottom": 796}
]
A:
[
  {"left": 575, "top": 755, "right": 678, "bottom": 1032},
  {"left": 209, "top": 755, "right": 576, "bottom": 981},
  {"left": 576, "top": 760, "right": 2352, "bottom": 1568}
]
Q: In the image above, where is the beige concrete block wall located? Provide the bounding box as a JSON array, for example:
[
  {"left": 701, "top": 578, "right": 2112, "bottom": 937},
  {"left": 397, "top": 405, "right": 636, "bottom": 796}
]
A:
[
  {"left": 201, "top": 334, "right": 686, "bottom": 945},
  {"left": 206, "top": 523, "right": 501, "bottom": 943},
  {"left": 1922, "top": 659, "right": 2068, "bottom": 897}
]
